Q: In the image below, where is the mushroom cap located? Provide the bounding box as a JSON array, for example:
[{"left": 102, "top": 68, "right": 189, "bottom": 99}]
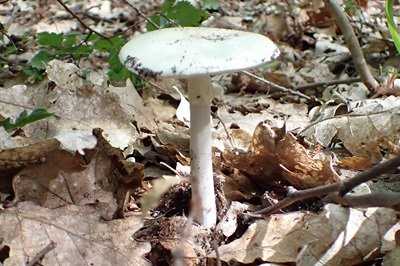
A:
[{"left": 119, "top": 27, "right": 280, "bottom": 78}]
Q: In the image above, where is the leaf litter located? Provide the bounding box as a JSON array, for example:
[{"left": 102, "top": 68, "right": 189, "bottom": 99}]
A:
[{"left": 0, "top": 0, "right": 400, "bottom": 265}]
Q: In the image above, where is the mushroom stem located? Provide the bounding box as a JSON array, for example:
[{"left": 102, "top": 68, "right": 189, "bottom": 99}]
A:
[{"left": 188, "top": 75, "right": 216, "bottom": 228}]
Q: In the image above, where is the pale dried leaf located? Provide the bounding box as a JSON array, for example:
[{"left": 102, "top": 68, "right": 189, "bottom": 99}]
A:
[
  {"left": 216, "top": 201, "right": 250, "bottom": 238},
  {"left": 210, "top": 204, "right": 399, "bottom": 265},
  {"left": 14, "top": 149, "right": 119, "bottom": 219},
  {"left": 54, "top": 131, "right": 97, "bottom": 155},
  {"left": 173, "top": 86, "right": 190, "bottom": 126},
  {"left": 0, "top": 202, "right": 150, "bottom": 266},
  {"left": 43, "top": 60, "right": 138, "bottom": 149},
  {"left": 382, "top": 245, "right": 400, "bottom": 266},
  {"left": 108, "top": 79, "right": 156, "bottom": 132},
  {"left": 301, "top": 96, "right": 400, "bottom": 161}
]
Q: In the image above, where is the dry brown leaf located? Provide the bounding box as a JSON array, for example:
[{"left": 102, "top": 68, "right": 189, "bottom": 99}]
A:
[
  {"left": 224, "top": 122, "right": 339, "bottom": 189},
  {"left": 156, "top": 122, "right": 190, "bottom": 152},
  {"left": 307, "top": 6, "right": 333, "bottom": 28},
  {"left": 223, "top": 122, "right": 283, "bottom": 188},
  {"left": 278, "top": 132, "right": 339, "bottom": 188},
  {"left": 159, "top": 239, "right": 198, "bottom": 266},
  {"left": 92, "top": 128, "right": 144, "bottom": 188},
  {"left": 12, "top": 149, "right": 119, "bottom": 219},
  {"left": 337, "top": 156, "right": 375, "bottom": 170},
  {"left": 0, "top": 202, "right": 150, "bottom": 266},
  {"left": 301, "top": 96, "right": 400, "bottom": 162},
  {"left": 210, "top": 204, "right": 400, "bottom": 265}
]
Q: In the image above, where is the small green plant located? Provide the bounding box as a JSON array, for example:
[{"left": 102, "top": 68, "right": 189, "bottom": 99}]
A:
[
  {"left": 386, "top": 0, "right": 400, "bottom": 54},
  {"left": 0, "top": 31, "right": 143, "bottom": 86},
  {"left": 23, "top": 32, "right": 93, "bottom": 80},
  {"left": 91, "top": 35, "right": 141, "bottom": 84},
  {"left": 146, "top": 0, "right": 216, "bottom": 31},
  {"left": 0, "top": 0, "right": 219, "bottom": 85},
  {"left": 0, "top": 109, "right": 53, "bottom": 132}
]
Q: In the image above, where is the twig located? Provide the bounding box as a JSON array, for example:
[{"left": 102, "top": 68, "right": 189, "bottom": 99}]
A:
[
  {"left": 323, "top": 0, "right": 380, "bottom": 91},
  {"left": 26, "top": 241, "right": 57, "bottom": 266},
  {"left": 242, "top": 155, "right": 400, "bottom": 221},
  {"left": 326, "top": 191, "right": 400, "bottom": 210},
  {"left": 121, "top": 0, "right": 160, "bottom": 30},
  {"left": 211, "top": 240, "right": 222, "bottom": 266},
  {"left": 296, "top": 77, "right": 361, "bottom": 91},
  {"left": 245, "top": 183, "right": 339, "bottom": 220},
  {"left": 157, "top": 12, "right": 181, "bottom": 27},
  {"left": 211, "top": 112, "right": 234, "bottom": 148},
  {"left": 55, "top": 0, "right": 108, "bottom": 39},
  {"left": 241, "top": 70, "right": 312, "bottom": 101},
  {"left": 0, "top": 2, "right": 19, "bottom": 49},
  {"left": 338, "top": 156, "right": 400, "bottom": 196}
]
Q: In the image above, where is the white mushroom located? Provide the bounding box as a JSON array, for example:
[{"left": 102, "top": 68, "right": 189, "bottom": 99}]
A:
[{"left": 119, "top": 27, "right": 279, "bottom": 228}]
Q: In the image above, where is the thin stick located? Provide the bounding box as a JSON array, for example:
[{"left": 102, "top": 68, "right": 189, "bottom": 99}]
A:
[
  {"left": 211, "top": 240, "right": 222, "bottom": 266},
  {"left": 26, "top": 241, "right": 57, "bottom": 266},
  {"left": 323, "top": 0, "right": 379, "bottom": 91},
  {"left": 55, "top": 0, "right": 108, "bottom": 39},
  {"left": 326, "top": 191, "right": 400, "bottom": 209},
  {"left": 211, "top": 112, "right": 234, "bottom": 148},
  {"left": 296, "top": 77, "right": 362, "bottom": 91},
  {"left": 339, "top": 156, "right": 400, "bottom": 196},
  {"left": 241, "top": 70, "right": 312, "bottom": 101},
  {"left": 254, "top": 183, "right": 339, "bottom": 216},
  {"left": 243, "top": 155, "right": 400, "bottom": 221},
  {"left": 122, "top": 0, "right": 160, "bottom": 30}
]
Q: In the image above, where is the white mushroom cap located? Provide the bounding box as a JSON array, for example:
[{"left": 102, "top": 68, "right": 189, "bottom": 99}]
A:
[{"left": 119, "top": 27, "right": 280, "bottom": 78}]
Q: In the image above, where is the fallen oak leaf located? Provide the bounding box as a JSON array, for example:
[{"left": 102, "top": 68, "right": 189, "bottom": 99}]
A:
[
  {"left": 92, "top": 128, "right": 144, "bottom": 189},
  {"left": 223, "top": 122, "right": 339, "bottom": 190},
  {"left": 278, "top": 132, "right": 340, "bottom": 189},
  {"left": 222, "top": 121, "right": 285, "bottom": 189}
]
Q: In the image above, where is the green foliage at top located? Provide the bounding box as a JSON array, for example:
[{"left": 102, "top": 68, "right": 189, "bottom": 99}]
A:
[
  {"left": 0, "top": 109, "right": 53, "bottom": 132},
  {"left": 386, "top": 0, "right": 400, "bottom": 55},
  {"left": 92, "top": 35, "right": 141, "bottom": 84},
  {"left": 146, "top": 0, "right": 211, "bottom": 31},
  {"left": 23, "top": 33, "right": 92, "bottom": 80},
  {"left": 0, "top": 0, "right": 219, "bottom": 85},
  {"left": 4, "top": 32, "right": 142, "bottom": 86}
]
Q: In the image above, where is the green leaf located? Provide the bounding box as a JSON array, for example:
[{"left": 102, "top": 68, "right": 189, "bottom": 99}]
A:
[
  {"left": 146, "top": 15, "right": 164, "bottom": 31},
  {"left": 343, "top": 0, "right": 355, "bottom": 12},
  {"left": 160, "top": 0, "right": 175, "bottom": 11},
  {"left": 63, "top": 34, "right": 78, "bottom": 47},
  {"left": 22, "top": 67, "right": 46, "bottom": 81},
  {"left": 93, "top": 36, "right": 125, "bottom": 52},
  {"left": 386, "top": 0, "right": 400, "bottom": 54},
  {"left": 38, "top": 32, "right": 63, "bottom": 47},
  {"left": 93, "top": 38, "right": 115, "bottom": 51},
  {"left": 0, "top": 118, "right": 13, "bottom": 132},
  {"left": 168, "top": 1, "right": 209, "bottom": 26},
  {"left": 60, "top": 45, "right": 93, "bottom": 59},
  {"left": 3, "top": 45, "right": 18, "bottom": 56},
  {"left": 0, "top": 109, "right": 53, "bottom": 132},
  {"left": 30, "top": 50, "right": 55, "bottom": 69},
  {"left": 146, "top": 0, "right": 209, "bottom": 30}
]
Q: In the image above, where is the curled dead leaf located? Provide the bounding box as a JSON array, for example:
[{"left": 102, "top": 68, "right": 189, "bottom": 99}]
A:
[
  {"left": 223, "top": 122, "right": 339, "bottom": 190},
  {"left": 278, "top": 132, "right": 339, "bottom": 188}
]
